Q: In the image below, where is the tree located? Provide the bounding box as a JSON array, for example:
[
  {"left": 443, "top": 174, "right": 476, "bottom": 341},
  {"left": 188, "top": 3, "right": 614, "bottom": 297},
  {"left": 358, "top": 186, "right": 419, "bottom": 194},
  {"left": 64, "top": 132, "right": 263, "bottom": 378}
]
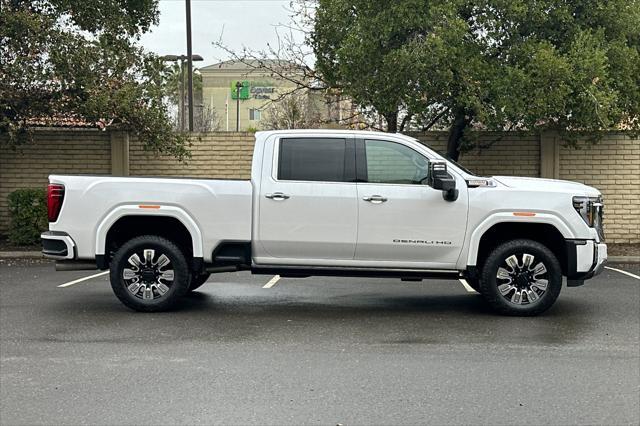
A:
[
  {"left": 164, "top": 64, "right": 219, "bottom": 132},
  {"left": 0, "top": 0, "right": 189, "bottom": 159},
  {"left": 195, "top": 104, "right": 220, "bottom": 133},
  {"left": 311, "top": 0, "right": 640, "bottom": 160},
  {"left": 261, "top": 91, "right": 321, "bottom": 130}
]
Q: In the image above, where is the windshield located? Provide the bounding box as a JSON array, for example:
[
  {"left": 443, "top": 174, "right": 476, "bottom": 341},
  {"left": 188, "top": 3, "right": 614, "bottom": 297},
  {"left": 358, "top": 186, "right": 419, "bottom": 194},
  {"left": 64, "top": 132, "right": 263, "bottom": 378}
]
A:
[
  {"left": 444, "top": 156, "right": 475, "bottom": 175},
  {"left": 408, "top": 136, "right": 477, "bottom": 176}
]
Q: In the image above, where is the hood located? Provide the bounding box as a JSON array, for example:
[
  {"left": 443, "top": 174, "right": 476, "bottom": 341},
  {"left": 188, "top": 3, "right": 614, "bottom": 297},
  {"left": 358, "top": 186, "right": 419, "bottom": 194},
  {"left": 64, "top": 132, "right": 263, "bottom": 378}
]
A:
[{"left": 492, "top": 176, "right": 601, "bottom": 197}]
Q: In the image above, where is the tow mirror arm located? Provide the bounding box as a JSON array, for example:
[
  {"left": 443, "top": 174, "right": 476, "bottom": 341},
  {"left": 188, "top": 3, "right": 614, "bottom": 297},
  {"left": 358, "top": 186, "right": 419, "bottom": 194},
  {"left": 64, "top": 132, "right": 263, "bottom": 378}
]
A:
[{"left": 426, "top": 162, "right": 459, "bottom": 202}]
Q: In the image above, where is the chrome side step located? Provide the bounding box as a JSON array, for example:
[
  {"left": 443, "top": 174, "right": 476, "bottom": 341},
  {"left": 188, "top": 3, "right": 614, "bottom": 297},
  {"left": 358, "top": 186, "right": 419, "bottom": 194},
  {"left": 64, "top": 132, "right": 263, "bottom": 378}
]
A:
[{"left": 251, "top": 265, "right": 460, "bottom": 280}]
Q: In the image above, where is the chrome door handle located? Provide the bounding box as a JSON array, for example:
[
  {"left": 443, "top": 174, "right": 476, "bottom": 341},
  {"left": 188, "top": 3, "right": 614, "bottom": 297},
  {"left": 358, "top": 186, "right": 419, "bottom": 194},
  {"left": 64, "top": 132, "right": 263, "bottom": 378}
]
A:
[
  {"left": 265, "top": 192, "right": 290, "bottom": 200},
  {"left": 362, "top": 195, "right": 387, "bottom": 203}
]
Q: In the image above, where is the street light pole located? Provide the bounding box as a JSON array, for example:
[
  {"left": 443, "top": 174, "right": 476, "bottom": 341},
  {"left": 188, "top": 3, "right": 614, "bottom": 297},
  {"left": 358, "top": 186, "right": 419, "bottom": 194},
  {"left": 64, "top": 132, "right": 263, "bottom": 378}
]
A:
[
  {"left": 185, "top": 0, "right": 194, "bottom": 131},
  {"left": 235, "top": 81, "right": 243, "bottom": 131},
  {"left": 180, "top": 59, "right": 185, "bottom": 132}
]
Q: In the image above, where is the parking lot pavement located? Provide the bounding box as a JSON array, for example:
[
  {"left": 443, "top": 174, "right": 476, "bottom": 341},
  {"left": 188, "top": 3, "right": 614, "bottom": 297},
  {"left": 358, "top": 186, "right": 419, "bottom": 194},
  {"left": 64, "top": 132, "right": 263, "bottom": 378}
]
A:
[{"left": 1, "top": 260, "right": 638, "bottom": 426}]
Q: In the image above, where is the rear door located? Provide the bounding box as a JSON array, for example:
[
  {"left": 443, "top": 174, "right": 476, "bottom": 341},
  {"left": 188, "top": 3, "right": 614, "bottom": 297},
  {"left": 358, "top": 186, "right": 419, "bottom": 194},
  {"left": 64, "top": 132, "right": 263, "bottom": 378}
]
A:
[
  {"left": 256, "top": 136, "right": 358, "bottom": 263},
  {"left": 355, "top": 138, "right": 468, "bottom": 269}
]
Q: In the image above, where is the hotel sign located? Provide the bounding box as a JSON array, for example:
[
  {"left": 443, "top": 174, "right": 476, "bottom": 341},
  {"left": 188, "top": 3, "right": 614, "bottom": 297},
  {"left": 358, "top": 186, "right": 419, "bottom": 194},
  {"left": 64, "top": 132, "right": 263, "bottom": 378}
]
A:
[{"left": 230, "top": 81, "right": 276, "bottom": 100}]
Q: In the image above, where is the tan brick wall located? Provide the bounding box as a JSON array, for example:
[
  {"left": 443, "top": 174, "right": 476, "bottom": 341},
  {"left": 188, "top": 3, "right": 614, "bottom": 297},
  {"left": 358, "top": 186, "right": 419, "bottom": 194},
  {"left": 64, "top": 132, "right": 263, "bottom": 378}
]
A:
[
  {"left": 410, "top": 131, "right": 540, "bottom": 177},
  {"left": 129, "top": 132, "right": 255, "bottom": 179},
  {"left": 0, "top": 130, "right": 111, "bottom": 234},
  {"left": 559, "top": 134, "right": 640, "bottom": 244}
]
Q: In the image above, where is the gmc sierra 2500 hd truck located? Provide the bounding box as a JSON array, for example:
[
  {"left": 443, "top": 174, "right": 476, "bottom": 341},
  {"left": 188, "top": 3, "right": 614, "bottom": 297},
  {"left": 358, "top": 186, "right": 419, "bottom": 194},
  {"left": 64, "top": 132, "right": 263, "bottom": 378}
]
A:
[{"left": 41, "top": 130, "right": 607, "bottom": 315}]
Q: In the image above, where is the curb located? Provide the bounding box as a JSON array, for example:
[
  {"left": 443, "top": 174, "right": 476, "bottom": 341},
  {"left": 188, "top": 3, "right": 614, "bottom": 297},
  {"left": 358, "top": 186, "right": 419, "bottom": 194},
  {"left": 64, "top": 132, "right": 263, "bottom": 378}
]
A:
[
  {"left": 0, "top": 251, "right": 43, "bottom": 259},
  {"left": 0, "top": 251, "right": 638, "bottom": 263},
  {"left": 607, "top": 255, "right": 640, "bottom": 264}
]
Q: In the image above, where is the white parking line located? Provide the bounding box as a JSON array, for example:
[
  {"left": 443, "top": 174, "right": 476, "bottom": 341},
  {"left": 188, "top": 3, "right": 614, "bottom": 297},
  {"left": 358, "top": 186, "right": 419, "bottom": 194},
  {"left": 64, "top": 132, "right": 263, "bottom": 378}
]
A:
[
  {"left": 58, "top": 271, "right": 109, "bottom": 288},
  {"left": 262, "top": 275, "right": 281, "bottom": 289},
  {"left": 458, "top": 278, "right": 478, "bottom": 293},
  {"left": 605, "top": 266, "right": 640, "bottom": 280}
]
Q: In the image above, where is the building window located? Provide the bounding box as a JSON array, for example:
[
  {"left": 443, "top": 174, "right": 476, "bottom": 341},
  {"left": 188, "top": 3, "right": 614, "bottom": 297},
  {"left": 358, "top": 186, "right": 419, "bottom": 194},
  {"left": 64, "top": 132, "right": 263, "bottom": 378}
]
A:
[{"left": 249, "top": 108, "right": 261, "bottom": 121}]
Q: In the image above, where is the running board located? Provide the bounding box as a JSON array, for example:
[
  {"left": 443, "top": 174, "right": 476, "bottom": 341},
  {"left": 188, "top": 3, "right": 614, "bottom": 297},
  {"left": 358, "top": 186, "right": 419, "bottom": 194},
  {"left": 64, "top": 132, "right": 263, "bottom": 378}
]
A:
[{"left": 251, "top": 265, "right": 460, "bottom": 280}]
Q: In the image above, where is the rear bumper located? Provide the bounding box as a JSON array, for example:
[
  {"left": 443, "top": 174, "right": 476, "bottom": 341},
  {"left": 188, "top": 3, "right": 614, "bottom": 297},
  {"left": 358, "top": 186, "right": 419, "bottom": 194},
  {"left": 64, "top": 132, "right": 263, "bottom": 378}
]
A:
[
  {"left": 566, "top": 240, "right": 607, "bottom": 286},
  {"left": 41, "top": 231, "right": 75, "bottom": 260}
]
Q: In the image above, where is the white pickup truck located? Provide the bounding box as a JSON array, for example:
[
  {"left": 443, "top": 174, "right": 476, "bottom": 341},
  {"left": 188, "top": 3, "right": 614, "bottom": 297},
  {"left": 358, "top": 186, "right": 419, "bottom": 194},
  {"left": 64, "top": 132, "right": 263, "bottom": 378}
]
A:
[{"left": 42, "top": 130, "right": 607, "bottom": 315}]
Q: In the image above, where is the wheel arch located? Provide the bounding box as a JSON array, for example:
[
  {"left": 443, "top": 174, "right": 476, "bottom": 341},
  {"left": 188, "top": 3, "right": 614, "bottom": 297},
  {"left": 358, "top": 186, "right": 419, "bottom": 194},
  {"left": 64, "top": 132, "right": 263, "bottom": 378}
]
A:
[
  {"left": 467, "top": 215, "right": 571, "bottom": 275},
  {"left": 96, "top": 205, "right": 203, "bottom": 265}
]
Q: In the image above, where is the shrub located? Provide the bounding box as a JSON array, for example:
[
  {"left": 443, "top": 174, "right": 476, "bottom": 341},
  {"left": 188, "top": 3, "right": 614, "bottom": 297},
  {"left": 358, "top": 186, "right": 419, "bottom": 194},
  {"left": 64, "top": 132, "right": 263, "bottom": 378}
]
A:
[{"left": 7, "top": 188, "right": 48, "bottom": 245}]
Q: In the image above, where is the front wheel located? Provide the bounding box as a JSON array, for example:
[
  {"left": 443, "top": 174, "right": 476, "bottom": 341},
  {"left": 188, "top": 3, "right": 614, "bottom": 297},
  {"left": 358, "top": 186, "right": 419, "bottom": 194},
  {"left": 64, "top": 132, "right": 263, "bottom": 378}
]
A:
[
  {"left": 109, "top": 235, "right": 191, "bottom": 312},
  {"left": 480, "top": 239, "right": 562, "bottom": 316}
]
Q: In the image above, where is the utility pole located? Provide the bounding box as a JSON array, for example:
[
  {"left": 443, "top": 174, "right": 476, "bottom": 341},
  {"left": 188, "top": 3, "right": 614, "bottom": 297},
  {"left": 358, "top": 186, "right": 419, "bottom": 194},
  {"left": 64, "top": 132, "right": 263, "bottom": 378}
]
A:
[
  {"left": 185, "top": 0, "right": 194, "bottom": 131},
  {"left": 235, "top": 81, "right": 243, "bottom": 131}
]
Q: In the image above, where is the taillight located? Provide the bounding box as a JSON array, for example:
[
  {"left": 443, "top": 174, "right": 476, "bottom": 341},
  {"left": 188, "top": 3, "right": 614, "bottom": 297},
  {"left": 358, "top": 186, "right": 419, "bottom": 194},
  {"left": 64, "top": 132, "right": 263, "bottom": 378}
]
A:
[{"left": 47, "top": 184, "right": 65, "bottom": 222}]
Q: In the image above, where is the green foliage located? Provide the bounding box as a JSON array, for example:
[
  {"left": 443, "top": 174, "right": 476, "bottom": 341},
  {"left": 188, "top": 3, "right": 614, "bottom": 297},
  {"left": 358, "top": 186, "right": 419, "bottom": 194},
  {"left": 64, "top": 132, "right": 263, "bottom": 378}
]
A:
[
  {"left": 311, "top": 0, "right": 640, "bottom": 158},
  {"left": 0, "top": 0, "right": 190, "bottom": 160},
  {"left": 165, "top": 63, "right": 203, "bottom": 106},
  {"left": 7, "top": 188, "right": 48, "bottom": 246}
]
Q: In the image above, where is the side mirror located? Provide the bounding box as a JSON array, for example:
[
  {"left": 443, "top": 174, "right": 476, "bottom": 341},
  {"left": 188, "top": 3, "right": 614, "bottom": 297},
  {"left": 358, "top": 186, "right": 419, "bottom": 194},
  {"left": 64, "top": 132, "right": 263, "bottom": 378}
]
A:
[{"left": 427, "top": 162, "right": 458, "bottom": 202}]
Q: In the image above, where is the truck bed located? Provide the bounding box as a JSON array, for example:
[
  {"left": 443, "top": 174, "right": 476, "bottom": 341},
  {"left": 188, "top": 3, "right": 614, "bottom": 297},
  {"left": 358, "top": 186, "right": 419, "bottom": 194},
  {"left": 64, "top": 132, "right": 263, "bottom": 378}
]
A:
[{"left": 48, "top": 175, "right": 253, "bottom": 262}]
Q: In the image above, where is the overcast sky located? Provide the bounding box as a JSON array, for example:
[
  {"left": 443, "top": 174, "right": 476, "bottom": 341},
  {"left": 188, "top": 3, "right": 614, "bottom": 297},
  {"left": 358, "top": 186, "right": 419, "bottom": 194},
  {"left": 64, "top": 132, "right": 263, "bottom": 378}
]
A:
[{"left": 140, "top": 0, "right": 303, "bottom": 68}]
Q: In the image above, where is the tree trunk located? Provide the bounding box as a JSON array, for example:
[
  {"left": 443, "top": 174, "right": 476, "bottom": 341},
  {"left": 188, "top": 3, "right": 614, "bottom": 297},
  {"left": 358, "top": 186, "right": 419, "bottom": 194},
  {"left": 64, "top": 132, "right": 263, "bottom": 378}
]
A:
[
  {"left": 384, "top": 111, "right": 398, "bottom": 133},
  {"left": 446, "top": 109, "right": 470, "bottom": 161},
  {"left": 399, "top": 112, "right": 412, "bottom": 132}
]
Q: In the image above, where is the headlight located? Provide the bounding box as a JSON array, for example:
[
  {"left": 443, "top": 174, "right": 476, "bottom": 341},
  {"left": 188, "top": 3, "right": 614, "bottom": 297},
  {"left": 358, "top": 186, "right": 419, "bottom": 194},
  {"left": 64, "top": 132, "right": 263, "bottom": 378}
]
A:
[{"left": 572, "top": 196, "right": 603, "bottom": 227}]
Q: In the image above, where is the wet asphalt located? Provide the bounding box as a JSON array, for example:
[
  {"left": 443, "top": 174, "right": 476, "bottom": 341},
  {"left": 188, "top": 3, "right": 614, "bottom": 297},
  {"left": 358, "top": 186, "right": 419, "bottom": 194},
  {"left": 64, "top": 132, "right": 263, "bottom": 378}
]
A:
[{"left": 0, "top": 259, "right": 639, "bottom": 426}]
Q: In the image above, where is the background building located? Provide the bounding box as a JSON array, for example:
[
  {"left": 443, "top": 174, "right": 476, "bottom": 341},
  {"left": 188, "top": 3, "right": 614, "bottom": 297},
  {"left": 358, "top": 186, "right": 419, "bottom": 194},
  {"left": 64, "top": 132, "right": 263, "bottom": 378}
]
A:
[{"left": 199, "top": 60, "right": 354, "bottom": 131}]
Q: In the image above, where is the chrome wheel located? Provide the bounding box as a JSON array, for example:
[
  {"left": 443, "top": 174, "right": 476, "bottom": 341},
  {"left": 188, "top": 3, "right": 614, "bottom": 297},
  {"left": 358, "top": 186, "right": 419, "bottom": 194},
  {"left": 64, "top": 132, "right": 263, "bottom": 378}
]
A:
[
  {"left": 495, "top": 253, "right": 549, "bottom": 305},
  {"left": 122, "top": 248, "right": 174, "bottom": 300}
]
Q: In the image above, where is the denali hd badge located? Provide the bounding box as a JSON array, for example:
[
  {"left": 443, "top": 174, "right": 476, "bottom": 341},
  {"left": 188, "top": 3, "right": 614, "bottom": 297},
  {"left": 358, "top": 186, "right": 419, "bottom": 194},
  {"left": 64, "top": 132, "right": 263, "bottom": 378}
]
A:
[{"left": 393, "top": 239, "right": 452, "bottom": 245}]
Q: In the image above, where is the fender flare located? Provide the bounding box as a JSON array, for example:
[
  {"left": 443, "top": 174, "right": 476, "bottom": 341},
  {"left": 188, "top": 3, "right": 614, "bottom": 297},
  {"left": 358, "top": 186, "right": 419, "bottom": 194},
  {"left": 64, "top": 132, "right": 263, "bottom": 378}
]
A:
[
  {"left": 95, "top": 205, "right": 204, "bottom": 258},
  {"left": 465, "top": 212, "right": 573, "bottom": 266}
]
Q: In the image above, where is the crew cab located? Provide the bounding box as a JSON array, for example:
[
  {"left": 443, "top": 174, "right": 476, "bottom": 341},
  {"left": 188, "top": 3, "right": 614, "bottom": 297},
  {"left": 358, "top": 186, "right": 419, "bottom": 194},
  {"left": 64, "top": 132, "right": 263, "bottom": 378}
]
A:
[{"left": 41, "top": 130, "right": 607, "bottom": 315}]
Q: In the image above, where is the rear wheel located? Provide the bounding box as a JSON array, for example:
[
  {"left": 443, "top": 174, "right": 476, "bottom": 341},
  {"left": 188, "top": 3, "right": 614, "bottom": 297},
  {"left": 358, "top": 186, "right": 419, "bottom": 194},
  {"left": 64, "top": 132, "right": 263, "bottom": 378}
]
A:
[
  {"left": 189, "top": 273, "right": 211, "bottom": 291},
  {"left": 109, "top": 235, "right": 191, "bottom": 312},
  {"left": 480, "top": 239, "right": 562, "bottom": 316}
]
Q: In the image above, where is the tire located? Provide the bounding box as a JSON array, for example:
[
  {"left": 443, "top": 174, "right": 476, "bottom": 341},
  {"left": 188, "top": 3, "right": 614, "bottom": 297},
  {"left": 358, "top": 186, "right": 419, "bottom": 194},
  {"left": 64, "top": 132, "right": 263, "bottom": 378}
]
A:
[
  {"left": 189, "top": 273, "right": 211, "bottom": 291},
  {"left": 479, "top": 239, "right": 562, "bottom": 316},
  {"left": 109, "top": 235, "right": 191, "bottom": 312}
]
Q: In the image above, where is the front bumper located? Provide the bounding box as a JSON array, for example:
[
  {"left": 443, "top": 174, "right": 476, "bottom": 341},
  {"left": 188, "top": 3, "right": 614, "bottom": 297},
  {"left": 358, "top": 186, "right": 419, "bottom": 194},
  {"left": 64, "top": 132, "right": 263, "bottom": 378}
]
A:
[
  {"left": 41, "top": 231, "right": 75, "bottom": 260},
  {"left": 591, "top": 243, "right": 607, "bottom": 277},
  {"left": 566, "top": 240, "right": 607, "bottom": 286}
]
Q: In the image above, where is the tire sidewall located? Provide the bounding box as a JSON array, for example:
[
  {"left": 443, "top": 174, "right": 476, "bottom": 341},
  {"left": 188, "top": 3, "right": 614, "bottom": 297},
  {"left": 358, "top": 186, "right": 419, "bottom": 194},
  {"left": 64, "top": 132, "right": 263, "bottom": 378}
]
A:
[
  {"left": 480, "top": 239, "right": 562, "bottom": 316},
  {"left": 110, "top": 236, "right": 190, "bottom": 311}
]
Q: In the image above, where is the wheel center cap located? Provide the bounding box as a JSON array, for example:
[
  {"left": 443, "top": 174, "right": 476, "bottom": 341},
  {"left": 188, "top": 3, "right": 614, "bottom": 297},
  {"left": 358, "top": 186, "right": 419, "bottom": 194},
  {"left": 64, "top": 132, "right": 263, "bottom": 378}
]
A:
[
  {"left": 515, "top": 273, "right": 530, "bottom": 288},
  {"left": 140, "top": 268, "right": 156, "bottom": 283}
]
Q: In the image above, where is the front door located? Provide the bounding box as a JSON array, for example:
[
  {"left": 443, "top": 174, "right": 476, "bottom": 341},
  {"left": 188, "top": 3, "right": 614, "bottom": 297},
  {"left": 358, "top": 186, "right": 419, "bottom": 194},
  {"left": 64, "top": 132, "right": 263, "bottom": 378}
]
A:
[
  {"left": 257, "top": 136, "right": 358, "bottom": 263},
  {"left": 355, "top": 138, "right": 469, "bottom": 269}
]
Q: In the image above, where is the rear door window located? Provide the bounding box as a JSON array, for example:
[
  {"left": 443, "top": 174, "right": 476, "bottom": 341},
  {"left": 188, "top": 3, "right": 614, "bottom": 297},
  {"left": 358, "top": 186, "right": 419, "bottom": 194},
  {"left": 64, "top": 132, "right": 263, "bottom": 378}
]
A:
[{"left": 278, "top": 138, "right": 354, "bottom": 182}]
